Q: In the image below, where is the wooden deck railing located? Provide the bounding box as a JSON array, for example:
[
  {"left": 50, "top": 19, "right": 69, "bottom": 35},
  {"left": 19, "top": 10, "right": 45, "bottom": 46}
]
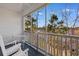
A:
[{"left": 26, "top": 32, "right": 79, "bottom": 56}]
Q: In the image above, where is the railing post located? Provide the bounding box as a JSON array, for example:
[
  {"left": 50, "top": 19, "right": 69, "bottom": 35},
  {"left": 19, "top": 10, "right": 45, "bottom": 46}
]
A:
[
  {"left": 57, "top": 36, "right": 59, "bottom": 56},
  {"left": 70, "top": 38, "right": 72, "bottom": 56},
  {"left": 65, "top": 37, "right": 67, "bottom": 56},
  {"left": 36, "top": 32, "right": 39, "bottom": 52},
  {"left": 45, "top": 33, "right": 48, "bottom": 55},
  {"left": 76, "top": 38, "right": 78, "bottom": 56},
  {"left": 53, "top": 35, "right": 55, "bottom": 56},
  {"left": 60, "top": 36, "right": 62, "bottom": 56},
  {"left": 50, "top": 35, "right": 53, "bottom": 55}
]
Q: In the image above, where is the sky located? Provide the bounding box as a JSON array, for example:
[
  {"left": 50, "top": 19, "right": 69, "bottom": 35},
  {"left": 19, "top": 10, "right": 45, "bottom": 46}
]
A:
[{"left": 32, "top": 3, "right": 79, "bottom": 27}]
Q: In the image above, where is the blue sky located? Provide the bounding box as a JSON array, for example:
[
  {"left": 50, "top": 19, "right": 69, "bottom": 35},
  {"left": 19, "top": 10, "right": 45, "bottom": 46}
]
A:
[{"left": 32, "top": 3, "right": 79, "bottom": 27}]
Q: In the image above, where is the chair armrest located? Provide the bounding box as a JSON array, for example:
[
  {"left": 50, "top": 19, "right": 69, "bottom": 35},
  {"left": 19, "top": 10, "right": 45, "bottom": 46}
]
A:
[{"left": 12, "top": 48, "right": 29, "bottom": 56}]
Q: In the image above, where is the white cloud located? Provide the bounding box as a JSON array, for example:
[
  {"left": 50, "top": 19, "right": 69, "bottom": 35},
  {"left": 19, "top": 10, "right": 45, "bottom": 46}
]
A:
[
  {"left": 62, "top": 8, "right": 70, "bottom": 12},
  {"left": 66, "top": 9, "right": 70, "bottom": 12},
  {"left": 38, "top": 12, "right": 42, "bottom": 15}
]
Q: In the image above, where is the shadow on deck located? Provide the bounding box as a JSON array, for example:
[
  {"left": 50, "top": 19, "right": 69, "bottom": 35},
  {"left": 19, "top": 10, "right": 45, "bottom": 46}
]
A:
[{"left": 21, "top": 42, "right": 44, "bottom": 56}]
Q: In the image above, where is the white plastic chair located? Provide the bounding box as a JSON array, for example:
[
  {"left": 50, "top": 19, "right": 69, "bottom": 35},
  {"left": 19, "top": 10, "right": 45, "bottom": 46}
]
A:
[{"left": 0, "top": 35, "right": 29, "bottom": 56}]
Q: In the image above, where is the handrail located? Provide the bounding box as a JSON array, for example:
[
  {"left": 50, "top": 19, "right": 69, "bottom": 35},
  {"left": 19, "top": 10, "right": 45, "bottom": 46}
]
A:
[{"left": 37, "top": 32, "right": 79, "bottom": 38}]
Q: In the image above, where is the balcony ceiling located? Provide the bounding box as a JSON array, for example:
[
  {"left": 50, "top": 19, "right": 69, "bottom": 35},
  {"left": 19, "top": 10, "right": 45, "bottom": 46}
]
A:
[{"left": 0, "top": 3, "right": 46, "bottom": 15}]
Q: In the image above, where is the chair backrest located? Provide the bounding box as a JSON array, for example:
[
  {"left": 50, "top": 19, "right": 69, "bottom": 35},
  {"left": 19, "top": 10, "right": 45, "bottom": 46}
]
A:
[{"left": 0, "top": 35, "right": 7, "bottom": 56}]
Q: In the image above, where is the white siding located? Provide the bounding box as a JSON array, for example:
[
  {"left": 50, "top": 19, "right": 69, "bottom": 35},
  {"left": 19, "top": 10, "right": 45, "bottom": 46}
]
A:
[{"left": 0, "top": 8, "right": 22, "bottom": 45}]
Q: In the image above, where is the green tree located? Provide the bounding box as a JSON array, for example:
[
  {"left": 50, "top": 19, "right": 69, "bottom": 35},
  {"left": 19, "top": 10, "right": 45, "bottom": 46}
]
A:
[
  {"left": 47, "top": 24, "right": 52, "bottom": 32},
  {"left": 47, "top": 14, "right": 68, "bottom": 34},
  {"left": 48, "top": 14, "right": 58, "bottom": 33},
  {"left": 57, "top": 20, "right": 68, "bottom": 34}
]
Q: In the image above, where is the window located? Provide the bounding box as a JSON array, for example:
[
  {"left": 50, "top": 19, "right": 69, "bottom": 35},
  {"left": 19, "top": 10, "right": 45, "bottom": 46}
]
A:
[{"left": 24, "top": 3, "right": 79, "bottom": 35}]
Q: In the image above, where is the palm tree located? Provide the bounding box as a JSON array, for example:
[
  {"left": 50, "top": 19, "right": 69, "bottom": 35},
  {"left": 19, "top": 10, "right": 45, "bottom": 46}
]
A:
[
  {"left": 48, "top": 14, "right": 58, "bottom": 33},
  {"left": 50, "top": 14, "right": 58, "bottom": 23}
]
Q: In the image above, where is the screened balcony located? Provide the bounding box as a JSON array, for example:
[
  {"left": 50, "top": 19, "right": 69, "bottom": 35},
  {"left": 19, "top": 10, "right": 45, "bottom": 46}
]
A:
[{"left": 0, "top": 3, "right": 79, "bottom": 56}]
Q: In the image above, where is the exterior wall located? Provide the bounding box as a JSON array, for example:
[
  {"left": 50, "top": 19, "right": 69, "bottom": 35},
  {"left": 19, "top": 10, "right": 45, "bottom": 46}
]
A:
[
  {"left": 68, "top": 28, "right": 79, "bottom": 35},
  {"left": 0, "top": 8, "right": 23, "bottom": 45},
  {"left": 74, "top": 28, "right": 79, "bottom": 35}
]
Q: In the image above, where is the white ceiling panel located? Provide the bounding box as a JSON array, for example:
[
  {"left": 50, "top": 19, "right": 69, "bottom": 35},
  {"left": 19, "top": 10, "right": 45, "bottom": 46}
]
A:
[{"left": 0, "top": 3, "right": 46, "bottom": 15}]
